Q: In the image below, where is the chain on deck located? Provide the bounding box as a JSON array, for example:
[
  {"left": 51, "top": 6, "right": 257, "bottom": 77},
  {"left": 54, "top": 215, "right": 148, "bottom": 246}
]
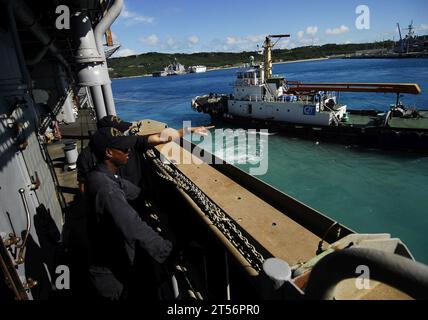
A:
[{"left": 146, "top": 149, "right": 266, "bottom": 272}]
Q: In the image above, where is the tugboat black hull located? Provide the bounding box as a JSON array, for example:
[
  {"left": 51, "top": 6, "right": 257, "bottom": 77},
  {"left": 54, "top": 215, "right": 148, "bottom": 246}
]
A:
[{"left": 208, "top": 112, "right": 428, "bottom": 153}]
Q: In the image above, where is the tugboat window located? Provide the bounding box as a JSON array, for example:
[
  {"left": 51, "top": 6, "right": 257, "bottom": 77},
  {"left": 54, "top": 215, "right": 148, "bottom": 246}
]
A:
[{"left": 248, "top": 104, "right": 252, "bottom": 114}]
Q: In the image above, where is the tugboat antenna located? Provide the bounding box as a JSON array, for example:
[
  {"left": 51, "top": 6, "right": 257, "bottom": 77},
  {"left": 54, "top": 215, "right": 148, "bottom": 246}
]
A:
[
  {"left": 263, "top": 34, "right": 291, "bottom": 79},
  {"left": 268, "top": 34, "right": 291, "bottom": 38}
]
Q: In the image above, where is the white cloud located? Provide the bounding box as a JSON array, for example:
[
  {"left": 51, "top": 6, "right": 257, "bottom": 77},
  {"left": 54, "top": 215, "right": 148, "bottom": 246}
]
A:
[
  {"left": 133, "top": 16, "right": 154, "bottom": 24},
  {"left": 139, "top": 34, "right": 159, "bottom": 46},
  {"left": 207, "top": 34, "right": 297, "bottom": 52},
  {"left": 297, "top": 31, "right": 304, "bottom": 39},
  {"left": 166, "top": 37, "right": 178, "bottom": 48},
  {"left": 246, "top": 35, "right": 265, "bottom": 42},
  {"left": 419, "top": 23, "right": 428, "bottom": 30},
  {"left": 299, "top": 38, "right": 319, "bottom": 46},
  {"left": 276, "top": 38, "right": 290, "bottom": 49},
  {"left": 114, "top": 48, "right": 137, "bottom": 57},
  {"left": 306, "top": 26, "right": 318, "bottom": 36},
  {"left": 226, "top": 36, "right": 238, "bottom": 45},
  {"left": 326, "top": 25, "right": 350, "bottom": 35},
  {"left": 222, "top": 34, "right": 265, "bottom": 51},
  {"left": 138, "top": 35, "right": 201, "bottom": 52},
  {"left": 120, "top": 3, "right": 154, "bottom": 26},
  {"left": 188, "top": 35, "right": 199, "bottom": 45}
]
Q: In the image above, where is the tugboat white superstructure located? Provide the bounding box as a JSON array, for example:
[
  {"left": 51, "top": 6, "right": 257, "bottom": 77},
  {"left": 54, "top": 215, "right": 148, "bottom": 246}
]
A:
[
  {"left": 193, "top": 35, "right": 347, "bottom": 126},
  {"left": 227, "top": 57, "right": 347, "bottom": 126}
]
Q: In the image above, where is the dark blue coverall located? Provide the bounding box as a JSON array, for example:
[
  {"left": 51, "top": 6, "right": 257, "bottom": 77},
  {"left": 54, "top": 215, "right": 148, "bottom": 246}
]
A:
[{"left": 85, "top": 164, "right": 172, "bottom": 300}]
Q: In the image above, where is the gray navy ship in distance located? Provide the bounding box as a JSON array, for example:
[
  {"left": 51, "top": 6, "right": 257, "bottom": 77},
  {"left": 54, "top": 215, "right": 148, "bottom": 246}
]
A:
[{"left": 1, "top": 0, "right": 428, "bottom": 301}]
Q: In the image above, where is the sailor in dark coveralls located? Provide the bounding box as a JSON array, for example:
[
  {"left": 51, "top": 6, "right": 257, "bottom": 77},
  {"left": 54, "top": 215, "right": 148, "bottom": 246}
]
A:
[
  {"left": 85, "top": 127, "right": 172, "bottom": 300},
  {"left": 77, "top": 115, "right": 213, "bottom": 193},
  {"left": 77, "top": 115, "right": 145, "bottom": 193}
]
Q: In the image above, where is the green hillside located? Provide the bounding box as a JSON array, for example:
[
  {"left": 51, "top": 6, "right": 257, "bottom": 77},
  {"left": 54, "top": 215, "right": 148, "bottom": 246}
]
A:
[{"left": 107, "top": 41, "right": 395, "bottom": 78}]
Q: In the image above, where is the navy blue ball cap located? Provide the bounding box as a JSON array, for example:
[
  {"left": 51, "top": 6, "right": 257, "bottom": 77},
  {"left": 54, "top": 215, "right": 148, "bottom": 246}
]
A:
[
  {"left": 97, "top": 115, "right": 132, "bottom": 132},
  {"left": 91, "top": 127, "right": 137, "bottom": 155}
]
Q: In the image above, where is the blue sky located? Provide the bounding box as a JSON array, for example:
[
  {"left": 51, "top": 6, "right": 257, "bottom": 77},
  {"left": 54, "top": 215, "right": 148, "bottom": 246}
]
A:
[{"left": 112, "top": 0, "right": 428, "bottom": 57}]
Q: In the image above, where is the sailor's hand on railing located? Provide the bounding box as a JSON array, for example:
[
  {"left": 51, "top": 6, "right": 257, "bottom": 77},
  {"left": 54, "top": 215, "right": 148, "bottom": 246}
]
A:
[
  {"left": 128, "top": 120, "right": 145, "bottom": 135},
  {"left": 187, "top": 125, "right": 215, "bottom": 136},
  {"left": 147, "top": 126, "right": 215, "bottom": 147}
]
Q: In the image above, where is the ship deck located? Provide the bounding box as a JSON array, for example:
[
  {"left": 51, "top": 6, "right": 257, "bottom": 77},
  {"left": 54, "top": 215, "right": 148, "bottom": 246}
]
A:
[
  {"left": 345, "top": 114, "right": 379, "bottom": 127},
  {"left": 156, "top": 143, "right": 411, "bottom": 299},
  {"left": 388, "top": 111, "right": 428, "bottom": 129},
  {"left": 341, "top": 111, "right": 428, "bottom": 130},
  {"left": 44, "top": 109, "right": 411, "bottom": 300},
  {"left": 164, "top": 146, "right": 323, "bottom": 267}
]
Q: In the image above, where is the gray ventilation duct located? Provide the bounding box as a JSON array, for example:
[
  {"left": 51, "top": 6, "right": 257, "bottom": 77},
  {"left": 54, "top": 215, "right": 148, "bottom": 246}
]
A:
[
  {"left": 72, "top": 12, "right": 107, "bottom": 119},
  {"left": 72, "top": 0, "right": 123, "bottom": 119},
  {"left": 94, "top": 0, "right": 123, "bottom": 117}
]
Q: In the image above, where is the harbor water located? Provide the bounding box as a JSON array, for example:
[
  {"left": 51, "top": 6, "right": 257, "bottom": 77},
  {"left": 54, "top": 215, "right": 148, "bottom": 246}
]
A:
[{"left": 112, "top": 58, "right": 428, "bottom": 264}]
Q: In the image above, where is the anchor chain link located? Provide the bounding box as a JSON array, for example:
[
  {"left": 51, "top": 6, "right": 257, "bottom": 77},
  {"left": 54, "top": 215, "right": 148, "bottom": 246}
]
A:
[{"left": 147, "top": 150, "right": 265, "bottom": 271}]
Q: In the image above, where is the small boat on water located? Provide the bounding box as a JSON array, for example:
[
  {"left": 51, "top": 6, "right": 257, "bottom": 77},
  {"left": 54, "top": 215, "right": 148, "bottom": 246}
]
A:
[
  {"left": 188, "top": 65, "right": 207, "bottom": 73},
  {"left": 192, "top": 35, "right": 428, "bottom": 152}
]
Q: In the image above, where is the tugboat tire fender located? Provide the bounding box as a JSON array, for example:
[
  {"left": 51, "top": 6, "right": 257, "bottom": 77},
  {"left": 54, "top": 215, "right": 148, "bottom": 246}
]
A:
[
  {"left": 399, "top": 131, "right": 421, "bottom": 147},
  {"left": 420, "top": 133, "right": 428, "bottom": 148},
  {"left": 305, "top": 248, "right": 428, "bottom": 300},
  {"left": 383, "top": 130, "right": 400, "bottom": 145}
]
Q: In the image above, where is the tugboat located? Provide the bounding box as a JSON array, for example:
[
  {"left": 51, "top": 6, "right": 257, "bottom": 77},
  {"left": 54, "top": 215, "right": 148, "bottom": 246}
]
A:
[{"left": 192, "top": 35, "right": 428, "bottom": 152}]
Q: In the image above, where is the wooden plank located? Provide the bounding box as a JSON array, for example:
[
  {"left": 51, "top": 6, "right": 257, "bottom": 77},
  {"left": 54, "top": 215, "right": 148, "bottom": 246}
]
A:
[{"left": 134, "top": 119, "right": 167, "bottom": 136}]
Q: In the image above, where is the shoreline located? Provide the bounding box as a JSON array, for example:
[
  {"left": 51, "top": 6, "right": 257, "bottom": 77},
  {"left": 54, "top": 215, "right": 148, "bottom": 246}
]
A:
[
  {"left": 112, "top": 73, "right": 152, "bottom": 80},
  {"left": 205, "top": 57, "right": 330, "bottom": 72},
  {"left": 112, "top": 57, "right": 330, "bottom": 80},
  {"left": 274, "top": 57, "right": 329, "bottom": 65}
]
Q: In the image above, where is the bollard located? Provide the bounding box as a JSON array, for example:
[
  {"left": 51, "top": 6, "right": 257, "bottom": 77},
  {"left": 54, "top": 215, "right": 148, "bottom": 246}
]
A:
[
  {"left": 63, "top": 143, "right": 78, "bottom": 170},
  {"left": 262, "top": 258, "right": 292, "bottom": 290}
]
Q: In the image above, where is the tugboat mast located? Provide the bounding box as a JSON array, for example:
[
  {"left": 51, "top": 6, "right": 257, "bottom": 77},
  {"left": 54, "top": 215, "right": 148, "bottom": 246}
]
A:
[{"left": 263, "top": 34, "right": 290, "bottom": 79}]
